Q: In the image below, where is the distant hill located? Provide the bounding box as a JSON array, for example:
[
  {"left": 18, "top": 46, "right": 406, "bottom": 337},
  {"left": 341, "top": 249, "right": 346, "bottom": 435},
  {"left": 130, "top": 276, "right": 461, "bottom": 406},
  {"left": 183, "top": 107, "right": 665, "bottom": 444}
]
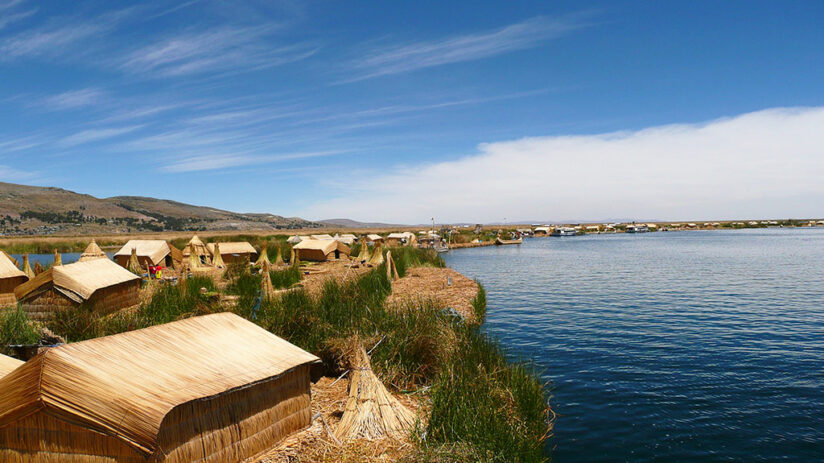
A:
[
  {"left": 319, "top": 218, "right": 404, "bottom": 228},
  {"left": 0, "top": 182, "right": 319, "bottom": 236}
]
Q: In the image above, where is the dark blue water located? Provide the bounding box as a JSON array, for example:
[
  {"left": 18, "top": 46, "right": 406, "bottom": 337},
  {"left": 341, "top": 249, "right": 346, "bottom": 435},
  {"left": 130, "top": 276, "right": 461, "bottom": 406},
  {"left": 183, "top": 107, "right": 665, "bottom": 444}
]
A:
[
  {"left": 9, "top": 252, "right": 114, "bottom": 267},
  {"left": 444, "top": 229, "right": 824, "bottom": 462}
]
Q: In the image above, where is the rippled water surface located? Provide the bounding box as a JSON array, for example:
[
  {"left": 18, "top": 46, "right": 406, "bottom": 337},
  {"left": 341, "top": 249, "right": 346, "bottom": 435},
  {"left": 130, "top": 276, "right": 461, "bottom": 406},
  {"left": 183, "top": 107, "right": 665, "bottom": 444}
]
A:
[{"left": 444, "top": 229, "right": 824, "bottom": 462}]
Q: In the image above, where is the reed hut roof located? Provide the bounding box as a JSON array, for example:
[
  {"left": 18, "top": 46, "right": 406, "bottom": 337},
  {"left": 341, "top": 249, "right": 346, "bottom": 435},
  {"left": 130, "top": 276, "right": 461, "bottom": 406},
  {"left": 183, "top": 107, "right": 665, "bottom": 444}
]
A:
[
  {"left": 0, "top": 312, "right": 320, "bottom": 456},
  {"left": 286, "top": 235, "right": 304, "bottom": 244},
  {"left": 0, "top": 251, "right": 26, "bottom": 279},
  {"left": 310, "top": 234, "right": 335, "bottom": 241},
  {"left": 206, "top": 242, "right": 257, "bottom": 255},
  {"left": 114, "top": 240, "right": 171, "bottom": 265},
  {"left": 340, "top": 233, "right": 357, "bottom": 239},
  {"left": 78, "top": 239, "right": 107, "bottom": 262},
  {"left": 293, "top": 239, "right": 349, "bottom": 255},
  {"left": 14, "top": 258, "right": 140, "bottom": 302},
  {"left": 367, "top": 234, "right": 383, "bottom": 241},
  {"left": 0, "top": 353, "right": 22, "bottom": 379},
  {"left": 182, "top": 234, "right": 211, "bottom": 256}
]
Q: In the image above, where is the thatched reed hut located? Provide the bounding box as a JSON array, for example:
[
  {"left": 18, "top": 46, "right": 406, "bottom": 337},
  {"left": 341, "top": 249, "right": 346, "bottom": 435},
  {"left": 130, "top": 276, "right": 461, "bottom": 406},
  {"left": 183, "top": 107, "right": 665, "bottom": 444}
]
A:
[
  {"left": 206, "top": 242, "right": 257, "bottom": 264},
  {"left": 310, "top": 234, "right": 335, "bottom": 241},
  {"left": 14, "top": 258, "right": 140, "bottom": 320},
  {"left": 335, "top": 234, "right": 357, "bottom": 245},
  {"left": 386, "top": 232, "right": 417, "bottom": 247},
  {"left": 293, "top": 239, "right": 350, "bottom": 262},
  {"left": 114, "top": 240, "right": 173, "bottom": 269},
  {"left": 0, "top": 353, "right": 22, "bottom": 379},
  {"left": 78, "top": 239, "right": 107, "bottom": 262},
  {"left": 0, "top": 313, "right": 321, "bottom": 463},
  {"left": 366, "top": 234, "right": 384, "bottom": 245},
  {"left": 182, "top": 234, "right": 211, "bottom": 266},
  {"left": 0, "top": 251, "right": 28, "bottom": 307}
]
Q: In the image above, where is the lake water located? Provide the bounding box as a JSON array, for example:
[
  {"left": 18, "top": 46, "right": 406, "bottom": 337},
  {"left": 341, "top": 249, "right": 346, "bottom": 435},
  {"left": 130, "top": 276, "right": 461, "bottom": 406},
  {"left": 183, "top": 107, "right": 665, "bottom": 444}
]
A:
[
  {"left": 443, "top": 228, "right": 824, "bottom": 462},
  {"left": 9, "top": 252, "right": 114, "bottom": 267}
]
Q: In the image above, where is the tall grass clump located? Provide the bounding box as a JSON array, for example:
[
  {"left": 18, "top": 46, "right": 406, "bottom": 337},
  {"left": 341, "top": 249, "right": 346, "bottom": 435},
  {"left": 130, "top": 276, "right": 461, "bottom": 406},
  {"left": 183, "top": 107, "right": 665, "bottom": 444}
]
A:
[
  {"left": 0, "top": 307, "right": 40, "bottom": 352},
  {"left": 269, "top": 265, "right": 301, "bottom": 289},
  {"left": 471, "top": 282, "right": 487, "bottom": 323},
  {"left": 423, "top": 324, "right": 551, "bottom": 463},
  {"left": 387, "top": 246, "right": 444, "bottom": 278}
]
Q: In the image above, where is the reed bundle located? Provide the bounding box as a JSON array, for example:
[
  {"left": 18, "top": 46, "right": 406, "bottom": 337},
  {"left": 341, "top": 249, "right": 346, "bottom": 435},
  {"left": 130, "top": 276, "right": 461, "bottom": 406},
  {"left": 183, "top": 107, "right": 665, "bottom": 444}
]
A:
[
  {"left": 211, "top": 243, "right": 226, "bottom": 268},
  {"left": 33, "top": 261, "right": 44, "bottom": 275},
  {"left": 53, "top": 250, "right": 62, "bottom": 266},
  {"left": 386, "top": 251, "right": 400, "bottom": 282},
  {"left": 261, "top": 268, "right": 276, "bottom": 300},
  {"left": 255, "top": 246, "right": 272, "bottom": 270},
  {"left": 356, "top": 242, "right": 371, "bottom": 263},
  {"left": 335, "top": 345, "right": 415, "bottom": 441},
  {"left": 368, "top": 245, "right": 384, "bottom": 267},
  {"left": 127, "top": 248, "right": 142, "bottom": 275},
  {"left": 22, "top": 255, "right": 34, "bottom": 279},
  {"left": 274, "top": 246, "right": 285, "bottom": 266}
]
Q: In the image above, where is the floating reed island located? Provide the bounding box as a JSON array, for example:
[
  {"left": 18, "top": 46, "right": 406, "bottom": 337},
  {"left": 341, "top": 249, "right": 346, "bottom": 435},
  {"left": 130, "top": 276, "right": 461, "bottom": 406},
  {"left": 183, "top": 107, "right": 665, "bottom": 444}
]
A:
[{"left": 0, "top": 233, "right": 553, "bottom": 462}]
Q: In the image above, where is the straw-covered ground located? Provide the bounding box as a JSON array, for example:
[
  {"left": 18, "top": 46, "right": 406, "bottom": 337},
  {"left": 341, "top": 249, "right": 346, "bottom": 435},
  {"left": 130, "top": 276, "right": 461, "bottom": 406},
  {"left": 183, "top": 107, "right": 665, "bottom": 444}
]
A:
[{"left": 0, "top": 246, "right": 553, "bottom": 462}]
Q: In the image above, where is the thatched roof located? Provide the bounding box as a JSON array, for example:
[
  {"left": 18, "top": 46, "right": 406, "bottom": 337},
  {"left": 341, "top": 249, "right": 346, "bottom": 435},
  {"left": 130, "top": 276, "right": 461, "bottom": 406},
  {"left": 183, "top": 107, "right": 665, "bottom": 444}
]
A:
[
  {"left": 78, "top": 239, "right": 107, "bottom": 262},
  {"left": 0, "top": 313, "right": 320, "bottom": 456},
  {"left": 114, "top": 240, "right": 171, "bottom": 265},
  {"left": 293, "top": 239, "right": 350, "bottom": 255},
  {"left": 367, "top": 234, "right": 383, "bottom": 242},
  {"left": 0, "top": 353, "right": 22, "bottom": 379},
  {"left": 206, "top": 242, "right": 257, "bottom": 255},
  {"left": 286, "top": 235, "right": 304, "bottom": 244},
  {"left": 15, "top": 258, "right": 140, "bottom": 302},
  {"left": 182, "top": 234, "right": 211, "bottom": 257},
  {"left": 0, "top": 251, "right": 26, "bottom": 280},
  {"left": 310, "top": 234, "right": 335, "bottom": 241}
]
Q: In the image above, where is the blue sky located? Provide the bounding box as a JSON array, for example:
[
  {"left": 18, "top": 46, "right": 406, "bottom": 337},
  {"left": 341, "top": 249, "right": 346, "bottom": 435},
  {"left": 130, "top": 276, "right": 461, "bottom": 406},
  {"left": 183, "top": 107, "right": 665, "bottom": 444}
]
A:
[{"left": 1, "top": 1, "right": 823, "bottom": 222}]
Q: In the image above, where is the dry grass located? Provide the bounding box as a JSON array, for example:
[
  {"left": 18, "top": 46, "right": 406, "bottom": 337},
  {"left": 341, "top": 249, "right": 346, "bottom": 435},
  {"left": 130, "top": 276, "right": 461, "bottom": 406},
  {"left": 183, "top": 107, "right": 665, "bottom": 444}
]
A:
[
  {"left": 299, "top": 260, "right": 373, "bottom": 296},
  {"left": 386, "top": 267, "right": 480, "bottom": 323}
]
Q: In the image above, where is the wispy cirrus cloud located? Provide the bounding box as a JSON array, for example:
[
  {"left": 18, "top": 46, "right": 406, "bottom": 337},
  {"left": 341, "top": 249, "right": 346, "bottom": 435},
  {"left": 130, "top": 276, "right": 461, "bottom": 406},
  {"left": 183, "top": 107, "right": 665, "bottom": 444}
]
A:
[
  {"left": 120, "top": 26, "right": 317, "bottom": 77},
  {"left": 162, "top": 150, "right": 342, "bottom": 173},
  {"left": 0, "top": 8, "right": 35, "bottom": 30},
  {"left": 344, "top": 15, "right": 589, "bottom": 82},
  {"left": 0, "top": 7, "right": 134, "bottom": 60},
  {"left": 40, "top": 88, "right": 105, "bottom": 110},
  {"left": 60, "top": 125, "right": 143, "bottom": 147}
]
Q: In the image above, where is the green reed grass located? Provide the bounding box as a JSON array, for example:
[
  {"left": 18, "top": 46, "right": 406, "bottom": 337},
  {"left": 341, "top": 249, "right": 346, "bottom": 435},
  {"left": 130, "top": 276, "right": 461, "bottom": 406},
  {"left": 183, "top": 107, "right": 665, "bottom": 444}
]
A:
[{"left": 0, "top": 307, "right": 40, "bottom": 352}]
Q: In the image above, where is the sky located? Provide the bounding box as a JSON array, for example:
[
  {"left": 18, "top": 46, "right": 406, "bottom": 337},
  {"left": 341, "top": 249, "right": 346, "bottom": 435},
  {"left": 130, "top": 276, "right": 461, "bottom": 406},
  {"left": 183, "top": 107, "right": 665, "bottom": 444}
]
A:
[{"left": 1, "top": 0, "right": 823, "bottom": 223}]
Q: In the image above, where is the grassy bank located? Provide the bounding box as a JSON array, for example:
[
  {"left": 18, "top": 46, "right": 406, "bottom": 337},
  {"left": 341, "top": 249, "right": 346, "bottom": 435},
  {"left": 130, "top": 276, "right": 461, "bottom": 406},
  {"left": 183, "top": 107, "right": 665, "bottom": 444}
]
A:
[{"left": 3, "top": 247, "right": 550, "bottom": 462}]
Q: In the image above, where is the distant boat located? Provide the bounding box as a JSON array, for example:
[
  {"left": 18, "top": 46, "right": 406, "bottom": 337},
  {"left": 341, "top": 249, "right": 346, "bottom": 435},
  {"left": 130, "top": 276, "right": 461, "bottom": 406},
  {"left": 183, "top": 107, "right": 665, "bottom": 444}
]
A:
[
  {"left": 434, "top": 244, "right": 450, "bottom": 253},
  {"left": 550, "top": 227, "right": 578, "bottom": 237},
  {"left": 626, "top": 225, "right": 649, "bottom": 233},
  {"left": 495, "top": 237, "right": 523, "bottom": 245}
]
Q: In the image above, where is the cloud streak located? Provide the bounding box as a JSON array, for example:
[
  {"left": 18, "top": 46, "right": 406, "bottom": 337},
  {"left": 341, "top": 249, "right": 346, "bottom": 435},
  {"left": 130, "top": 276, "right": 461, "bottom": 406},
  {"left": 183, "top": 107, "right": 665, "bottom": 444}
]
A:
[
  {"left": 300, "top": 107, "right": 824, "bottom": 223},
  {"left": 344, "top": 16, "right": 588, "bottom": 82},
  {"left": 60, "top": 125, "right": 143, "bottom": 147},
  {"left": 41, "top": 88, "right": 105, "bottom": 110},
  {"left": 161, "top": 150, "right": 342, "bottom": 173},
  {"left": 120, "top": 26, "right": 316, "bottom": 77}
]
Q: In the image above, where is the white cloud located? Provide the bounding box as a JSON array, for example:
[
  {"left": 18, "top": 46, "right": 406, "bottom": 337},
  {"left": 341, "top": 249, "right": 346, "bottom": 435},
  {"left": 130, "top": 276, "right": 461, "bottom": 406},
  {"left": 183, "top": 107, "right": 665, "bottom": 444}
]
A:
[
  {"left": 161, "top": 150, "right": 341, "bottom": 173},
  {"left": 0, "top": 8, "right": 35, "bottom": 30},
  {"left": 60, "top": 125, "right": 142, "bottom": 147},
  {"left": 0, "top": 8, "right": 133, "bottom": 59},
  {"left": 344, "top": 16, "right": 588, "bottom": 81},
  {"left": 300, "top": 107, "right": 824, "bottom": 223},
  {"left": 120, "top": 26, "right": 316, "bottom": 77},
  {"left": 0, "top": 164, "right": 35, "bottom": 181},
  {"left": 41, "top": 88, "right": 105, "bottom": 110}
]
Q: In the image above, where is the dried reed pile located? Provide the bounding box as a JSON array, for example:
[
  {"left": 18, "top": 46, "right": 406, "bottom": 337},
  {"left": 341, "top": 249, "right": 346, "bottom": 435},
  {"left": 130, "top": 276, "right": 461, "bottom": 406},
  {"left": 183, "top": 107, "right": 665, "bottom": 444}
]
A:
[
  {"left": 368, "top": 245, "right": 384, "bottom": 266},
  {"left": 212, "top": 243, "right": 226, "bottom": 268},
  {"left": 22, "top": 255, "right": 34, "bottom": 279},
  {"left": 127, "top": 247, "right": 142, "bottom": 274},
  {"left": 335, "top": 345, "right": 416, "bottom": 441},
  {"left": 255, "top": 246, "right": 272, "bottom": 270}
]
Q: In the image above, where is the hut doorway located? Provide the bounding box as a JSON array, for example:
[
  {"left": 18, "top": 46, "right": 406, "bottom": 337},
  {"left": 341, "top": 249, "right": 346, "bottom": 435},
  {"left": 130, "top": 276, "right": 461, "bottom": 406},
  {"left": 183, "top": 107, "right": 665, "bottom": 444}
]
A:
[{"left": 334, "top": 249, "right": 340, "bottom": 259}]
